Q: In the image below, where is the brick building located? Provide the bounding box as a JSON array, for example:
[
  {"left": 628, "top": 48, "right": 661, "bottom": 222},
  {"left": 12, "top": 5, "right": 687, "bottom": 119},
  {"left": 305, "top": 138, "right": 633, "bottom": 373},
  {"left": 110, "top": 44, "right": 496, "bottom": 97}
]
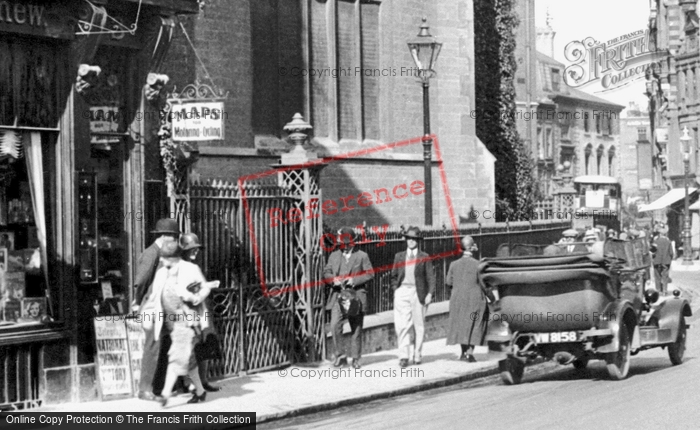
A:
[
  {"left": 644, "top": 0, "right": 700, "bottom": 253},
  {"left": 512, "top": 6, "right": 624, "bottom": 208},
  {"left": 159, "top": 0, "right": 496, "bottom": 228}
]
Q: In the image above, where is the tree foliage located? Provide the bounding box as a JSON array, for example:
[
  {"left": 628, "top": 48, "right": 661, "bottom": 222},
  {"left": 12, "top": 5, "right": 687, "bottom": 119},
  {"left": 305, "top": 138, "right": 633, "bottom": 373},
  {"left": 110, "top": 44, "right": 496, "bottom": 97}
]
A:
[{"left": 474, "top": 0, "right": 535, "bottom": 220}]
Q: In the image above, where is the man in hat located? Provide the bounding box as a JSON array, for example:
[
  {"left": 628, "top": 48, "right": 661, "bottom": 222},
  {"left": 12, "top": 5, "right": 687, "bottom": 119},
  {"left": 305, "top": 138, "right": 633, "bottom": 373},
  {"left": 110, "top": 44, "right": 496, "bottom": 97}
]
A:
[
  {"left": 323, "top": 227, "right": 374, "bottom": 369},
  {"left": 652, "top": 224, "right": 674, "bottom": 295},
  {"left": 133, "top": 218, "right": 180, "bottom": 401},
  {"left": 559, "top": 229, "right": 586, "bottom": 254},
  {"left": 390, "top": 226, "right": 436, "bottom": 367}
]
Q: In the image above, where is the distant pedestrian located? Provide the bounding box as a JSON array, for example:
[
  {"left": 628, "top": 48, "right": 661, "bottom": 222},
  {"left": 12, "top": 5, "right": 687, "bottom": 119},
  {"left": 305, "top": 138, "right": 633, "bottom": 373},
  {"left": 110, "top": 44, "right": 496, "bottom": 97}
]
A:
[
  {"left": 445, "top": 236, "right": 494, "bottom": 362},
  {"left": 391, "top": 226, "right": 436, "bottom": 367},
  {"left": 652, "top": 224, "right": 674, "bottom": 294},
  {"left": 323, "top": 227, "right": 374, "bottom": 369}
]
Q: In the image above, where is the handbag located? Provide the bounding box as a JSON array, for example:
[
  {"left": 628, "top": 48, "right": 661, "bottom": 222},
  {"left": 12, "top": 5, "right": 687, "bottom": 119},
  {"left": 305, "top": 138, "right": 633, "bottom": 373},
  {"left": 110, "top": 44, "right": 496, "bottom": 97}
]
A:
[
  {"left": 195, "top": 327, "right": 223, "bottom": 360},
  {"left": 338, "top": 288, "right": 362, "bottom": 317}
]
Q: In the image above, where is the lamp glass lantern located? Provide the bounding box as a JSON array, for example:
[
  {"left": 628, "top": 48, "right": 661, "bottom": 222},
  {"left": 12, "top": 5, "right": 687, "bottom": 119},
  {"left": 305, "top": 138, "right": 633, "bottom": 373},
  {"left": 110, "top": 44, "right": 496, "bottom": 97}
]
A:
[{"left": 407, "top": 18, "right": 443, "bottom": 81}]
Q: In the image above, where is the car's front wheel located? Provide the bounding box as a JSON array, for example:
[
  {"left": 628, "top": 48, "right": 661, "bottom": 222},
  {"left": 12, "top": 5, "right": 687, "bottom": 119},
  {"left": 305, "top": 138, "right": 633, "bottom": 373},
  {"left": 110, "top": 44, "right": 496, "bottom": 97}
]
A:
[
  {"left": 668, "top": 317, "right": 686, "bottom": 365},
  {"left": 499, "top": 358, "right": 524, "bottom": 385},
  {"left": 606, "top": 324, "right": 631, "bottom": 380}
]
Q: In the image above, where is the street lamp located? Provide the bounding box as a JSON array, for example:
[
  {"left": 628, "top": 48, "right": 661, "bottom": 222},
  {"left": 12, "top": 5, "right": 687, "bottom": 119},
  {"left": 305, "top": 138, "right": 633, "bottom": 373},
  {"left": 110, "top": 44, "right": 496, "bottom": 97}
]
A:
[
  {"left": 408, "top": 17, "right": 442, "bottom": 226},
  {"left": 681, "top": 126, "right": 693, "bottom": 265}
]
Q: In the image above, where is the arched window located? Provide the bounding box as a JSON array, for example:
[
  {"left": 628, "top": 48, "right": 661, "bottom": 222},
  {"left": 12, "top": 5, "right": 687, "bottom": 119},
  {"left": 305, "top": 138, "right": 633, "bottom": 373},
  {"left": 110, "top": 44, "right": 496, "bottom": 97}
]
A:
[
  {"left": 584, "top": 144, "right": 593, "bottom": 175},
  {"left": 608, "top": 146, "right": 616, "bottom": 176},
  {"left": 596, "top": 145, "right": 605, "bottom": 174}
]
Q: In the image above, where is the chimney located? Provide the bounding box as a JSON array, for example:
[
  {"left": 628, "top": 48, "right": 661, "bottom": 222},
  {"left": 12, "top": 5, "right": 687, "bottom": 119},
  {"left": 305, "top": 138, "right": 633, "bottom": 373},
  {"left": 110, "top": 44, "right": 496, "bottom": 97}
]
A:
[{"left": 536, "top": 9, "right": 556, "bottom": 58}]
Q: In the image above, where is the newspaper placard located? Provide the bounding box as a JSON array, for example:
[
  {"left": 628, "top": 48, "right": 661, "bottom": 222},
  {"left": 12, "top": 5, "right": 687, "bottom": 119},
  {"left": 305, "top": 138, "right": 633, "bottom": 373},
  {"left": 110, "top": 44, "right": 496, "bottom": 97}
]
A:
[
  {"left": 125, "top": 317, "right": 145, "bottom": 393},
  {"left": 93, "top": 318, "right": 133, "bottom": 400}
]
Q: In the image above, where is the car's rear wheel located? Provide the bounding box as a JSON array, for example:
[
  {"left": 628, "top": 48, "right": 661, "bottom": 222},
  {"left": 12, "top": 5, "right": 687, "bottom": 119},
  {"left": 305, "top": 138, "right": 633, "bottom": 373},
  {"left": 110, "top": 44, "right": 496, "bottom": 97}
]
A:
[
  {"left": 668, "top": 317, "right": 686, "bottom": 365},
  {"left": 606, "top": 324, "right": 631, "bottom": 380},
  {"left": 572, "top": 357, "right": 589, "bottom": 370},
  {"left": 499, "top": 358, "right": 524, "bottom": 385}
]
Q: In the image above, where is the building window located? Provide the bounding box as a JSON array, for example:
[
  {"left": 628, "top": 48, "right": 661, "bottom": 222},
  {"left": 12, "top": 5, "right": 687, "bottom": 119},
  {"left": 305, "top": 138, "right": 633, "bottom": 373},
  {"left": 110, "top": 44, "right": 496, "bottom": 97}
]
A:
[
  {"left": 595, "top": 113, "right": 601, "bottom": 134},
  {"left": 551, "top": 68, "right": 560, "bottom": 91},
  {"left": 336, "top": 0, "right": 381, "bottom": 142},
  {"left": 584, "top": 144, "right": 592, "bottom": 174},
  {"left": 607, "top": 115, "right": 614, "bottom": 135},
  {"left": 584, "top": 112, "right": 590, "bottom": 132},
  {"left": 637, "top": 127, "right": 647, "bottom": 141},
  {"left": 596, "top": 144, "right": 605, "bottom": 174},
  {"left": 545, "top": 127, "right": 553, "bottom": 158},
  {"left": 537, "top": 126, "right": 543, "bottom": 159},
  {"left": 608, "top": 146, "right": 616, "bottom": 176}
]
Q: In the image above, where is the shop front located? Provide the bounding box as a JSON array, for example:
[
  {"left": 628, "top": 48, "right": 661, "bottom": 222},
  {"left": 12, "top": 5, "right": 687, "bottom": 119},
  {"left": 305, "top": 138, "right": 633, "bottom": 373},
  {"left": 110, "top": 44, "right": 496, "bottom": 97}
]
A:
[{"left": 0, "top": 0, "right": 199, "bottom": 407}]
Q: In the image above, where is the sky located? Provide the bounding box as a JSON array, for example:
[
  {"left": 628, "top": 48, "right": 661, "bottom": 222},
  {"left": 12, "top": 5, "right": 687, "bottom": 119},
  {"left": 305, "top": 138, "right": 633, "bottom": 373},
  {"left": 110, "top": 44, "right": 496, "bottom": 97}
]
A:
[{"left": 534, "top": 0, "right": 651, "bottom": 113}]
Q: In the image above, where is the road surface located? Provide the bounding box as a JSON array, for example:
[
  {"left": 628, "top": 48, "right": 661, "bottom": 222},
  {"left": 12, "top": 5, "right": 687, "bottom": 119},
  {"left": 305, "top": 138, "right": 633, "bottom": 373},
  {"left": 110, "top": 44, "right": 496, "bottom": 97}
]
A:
[{"left": 262, "top": 270, "right": 700, "bottom": 430}]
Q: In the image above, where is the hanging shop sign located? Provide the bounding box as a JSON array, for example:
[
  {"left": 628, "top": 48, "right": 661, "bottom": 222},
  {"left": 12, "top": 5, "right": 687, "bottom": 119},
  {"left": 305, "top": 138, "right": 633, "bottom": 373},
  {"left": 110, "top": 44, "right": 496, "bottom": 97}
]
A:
[
  {"left": 0, "top": 1, "right": 75, "bottom": 39},
  {"left": 89, "top": 106, "right": 121, "bottom": 151},
  {"left": 169, "top": 101, "right": 225, "bottom": 142}
]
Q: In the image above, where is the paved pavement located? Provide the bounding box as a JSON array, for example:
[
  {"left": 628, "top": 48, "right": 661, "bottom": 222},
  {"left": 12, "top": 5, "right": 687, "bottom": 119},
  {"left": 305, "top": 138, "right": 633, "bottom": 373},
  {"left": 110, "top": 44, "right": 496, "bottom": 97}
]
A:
[{"left": 38, "top": 260, "right": 699, "bottom": 423}]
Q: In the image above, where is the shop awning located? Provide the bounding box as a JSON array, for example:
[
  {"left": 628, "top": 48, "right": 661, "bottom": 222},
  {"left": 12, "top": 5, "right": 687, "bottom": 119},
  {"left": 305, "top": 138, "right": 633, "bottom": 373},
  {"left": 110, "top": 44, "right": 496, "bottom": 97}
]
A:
[{"left": 639, "top": 188, "right": 697, "bottom": 212}]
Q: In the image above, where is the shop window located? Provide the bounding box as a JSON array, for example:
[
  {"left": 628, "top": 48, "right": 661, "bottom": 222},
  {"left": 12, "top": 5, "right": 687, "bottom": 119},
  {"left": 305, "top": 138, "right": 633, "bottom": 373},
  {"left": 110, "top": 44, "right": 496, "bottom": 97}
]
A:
[
  {"left": 0, "top": 131, "right": 55, "bottom": 326},
  {"left": 75, "top": 45, "right": 129, "bottom": 322}
]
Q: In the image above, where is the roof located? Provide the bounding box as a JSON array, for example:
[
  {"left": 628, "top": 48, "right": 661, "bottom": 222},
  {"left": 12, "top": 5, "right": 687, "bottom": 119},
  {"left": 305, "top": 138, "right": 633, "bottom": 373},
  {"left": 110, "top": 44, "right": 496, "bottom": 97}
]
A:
[
  {"left": 536, "top": 51, "right": 625, "bottom": 110},
  {"left": 573, "top": 175, "right": 620, "bottom": 184},
  {"left": 639, "top": 188, "right": 698, "bottom": 212}
]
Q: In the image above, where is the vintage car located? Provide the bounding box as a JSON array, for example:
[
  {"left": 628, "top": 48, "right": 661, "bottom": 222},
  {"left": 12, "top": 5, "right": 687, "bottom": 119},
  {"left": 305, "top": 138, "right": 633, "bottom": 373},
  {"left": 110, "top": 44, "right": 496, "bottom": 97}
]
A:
[{"left": 480, "top": 238, "right": 691, "bottom": 384}]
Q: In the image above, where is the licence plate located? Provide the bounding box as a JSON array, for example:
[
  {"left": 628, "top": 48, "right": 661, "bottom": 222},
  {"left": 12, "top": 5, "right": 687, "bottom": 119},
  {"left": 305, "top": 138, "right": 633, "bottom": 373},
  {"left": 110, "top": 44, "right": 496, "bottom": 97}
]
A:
[{"left": 533, "top": 331, "right": 579, "bottom": 343}]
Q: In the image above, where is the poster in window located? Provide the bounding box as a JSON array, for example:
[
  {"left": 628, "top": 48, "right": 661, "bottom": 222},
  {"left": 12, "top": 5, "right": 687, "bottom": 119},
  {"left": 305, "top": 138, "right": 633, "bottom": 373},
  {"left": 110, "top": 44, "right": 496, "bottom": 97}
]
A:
[
  {"left": 0, "top": 231, "right": 14, "bottom": 251},
  {"left": 4, "top": 271, "right": 24, "bottom": 322},
  {"left": 19, "top": 297, "right": 47, "bottom": 323},
  {"left": 6, "top": 250, "right": 23, "bottom": 272},
  {"left": 93, "top": 318, "right": 133, "bottom": 400}
]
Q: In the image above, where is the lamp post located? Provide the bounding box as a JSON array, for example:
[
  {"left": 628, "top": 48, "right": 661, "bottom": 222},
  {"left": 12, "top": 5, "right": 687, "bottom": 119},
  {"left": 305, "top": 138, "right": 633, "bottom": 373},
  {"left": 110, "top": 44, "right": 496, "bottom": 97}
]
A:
[
  {"left": 681, "top": 126, "right": 693, "bottom": 265},
  {"left": 408, "top": 18, "right": 442, "bottom": 226}
]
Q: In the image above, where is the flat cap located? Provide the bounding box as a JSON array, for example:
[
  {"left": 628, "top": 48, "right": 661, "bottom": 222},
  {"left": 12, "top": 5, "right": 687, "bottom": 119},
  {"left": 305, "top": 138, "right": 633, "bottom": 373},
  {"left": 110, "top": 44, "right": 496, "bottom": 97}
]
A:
[{"left": 562, "top": 229, "right": 578, "bottom": 238}]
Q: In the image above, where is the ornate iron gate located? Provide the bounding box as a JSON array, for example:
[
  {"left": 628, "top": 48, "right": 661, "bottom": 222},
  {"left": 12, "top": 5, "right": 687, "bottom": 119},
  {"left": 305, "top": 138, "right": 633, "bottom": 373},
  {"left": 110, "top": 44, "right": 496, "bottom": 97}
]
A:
[{"left": 173, "top": 168, "right": 324, "bottom": 377}]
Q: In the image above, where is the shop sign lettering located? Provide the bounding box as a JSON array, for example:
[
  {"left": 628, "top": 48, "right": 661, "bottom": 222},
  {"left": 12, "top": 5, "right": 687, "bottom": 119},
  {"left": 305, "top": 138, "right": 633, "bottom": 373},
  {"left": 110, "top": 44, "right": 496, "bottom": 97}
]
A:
[{"left": 170, "top": 102, "right": 226, "bottom": 142}]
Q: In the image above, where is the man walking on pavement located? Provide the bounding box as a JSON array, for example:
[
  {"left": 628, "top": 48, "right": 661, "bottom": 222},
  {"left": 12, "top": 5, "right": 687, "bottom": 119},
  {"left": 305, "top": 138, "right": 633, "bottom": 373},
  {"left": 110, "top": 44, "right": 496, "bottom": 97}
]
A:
[
  {"left": 391, "top": 226, "right": 436, "bottom": 367},
  {"left": 652, "top": 224, "right": 674, "bottom": 295},
  {"left": 324, "top": 227, "right": 374, "bottom": 369},
  {"left": 132, "top": 218, "right": 180, "bottom": 401}
]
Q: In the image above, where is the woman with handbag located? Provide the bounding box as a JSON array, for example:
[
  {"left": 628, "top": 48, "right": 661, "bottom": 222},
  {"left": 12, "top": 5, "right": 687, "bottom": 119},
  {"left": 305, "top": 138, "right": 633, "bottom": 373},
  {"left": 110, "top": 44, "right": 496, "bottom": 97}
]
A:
[
  {"left": 154, "top": 240, "right": 220, "bottom": 407},
  {"left": 179, "top": 233, "right": 222, "bottom": 392}
]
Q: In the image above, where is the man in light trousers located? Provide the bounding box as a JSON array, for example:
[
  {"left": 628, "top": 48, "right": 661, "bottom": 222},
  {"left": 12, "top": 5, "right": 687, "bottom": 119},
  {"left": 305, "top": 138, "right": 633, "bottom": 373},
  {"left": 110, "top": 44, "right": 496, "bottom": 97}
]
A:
[{"left": 390, "top": 226, "right": 436, "bottom": 367}]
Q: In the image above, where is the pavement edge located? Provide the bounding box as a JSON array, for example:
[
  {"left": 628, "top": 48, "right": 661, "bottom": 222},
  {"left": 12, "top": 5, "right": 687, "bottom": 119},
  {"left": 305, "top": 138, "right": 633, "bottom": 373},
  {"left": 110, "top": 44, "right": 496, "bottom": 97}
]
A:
[{"left": 256, "top": 363, "right": 500, "bottom": 424}]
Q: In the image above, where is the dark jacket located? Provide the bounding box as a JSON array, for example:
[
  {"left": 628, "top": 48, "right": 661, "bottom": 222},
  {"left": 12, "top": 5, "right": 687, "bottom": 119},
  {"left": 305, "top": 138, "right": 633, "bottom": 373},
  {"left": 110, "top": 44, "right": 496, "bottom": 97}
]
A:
[
  {"left": 652, "top": 235, "right": 674, "bottom": 265},
  {"left": 390, "top": 250, "right": 436, "bottom": 305},
  {"left": 323, "top": 249, "right": 374, "bottom": 311},
  {"left": 134, "top": 242, "right": 161, "bottom": 307}
]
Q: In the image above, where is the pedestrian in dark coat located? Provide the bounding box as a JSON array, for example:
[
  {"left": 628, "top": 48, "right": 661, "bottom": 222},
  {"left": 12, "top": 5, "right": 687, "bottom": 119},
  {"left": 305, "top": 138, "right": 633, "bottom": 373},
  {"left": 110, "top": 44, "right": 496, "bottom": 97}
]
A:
[
  {"left": 323, "top": 227, "right": 374, "bottom": 369},
  {"left": 133, "top": 218, "right": 180, "bottom": 402},
  {"left": 446, "top": 236, "right": 494, "bottom": 362}
]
